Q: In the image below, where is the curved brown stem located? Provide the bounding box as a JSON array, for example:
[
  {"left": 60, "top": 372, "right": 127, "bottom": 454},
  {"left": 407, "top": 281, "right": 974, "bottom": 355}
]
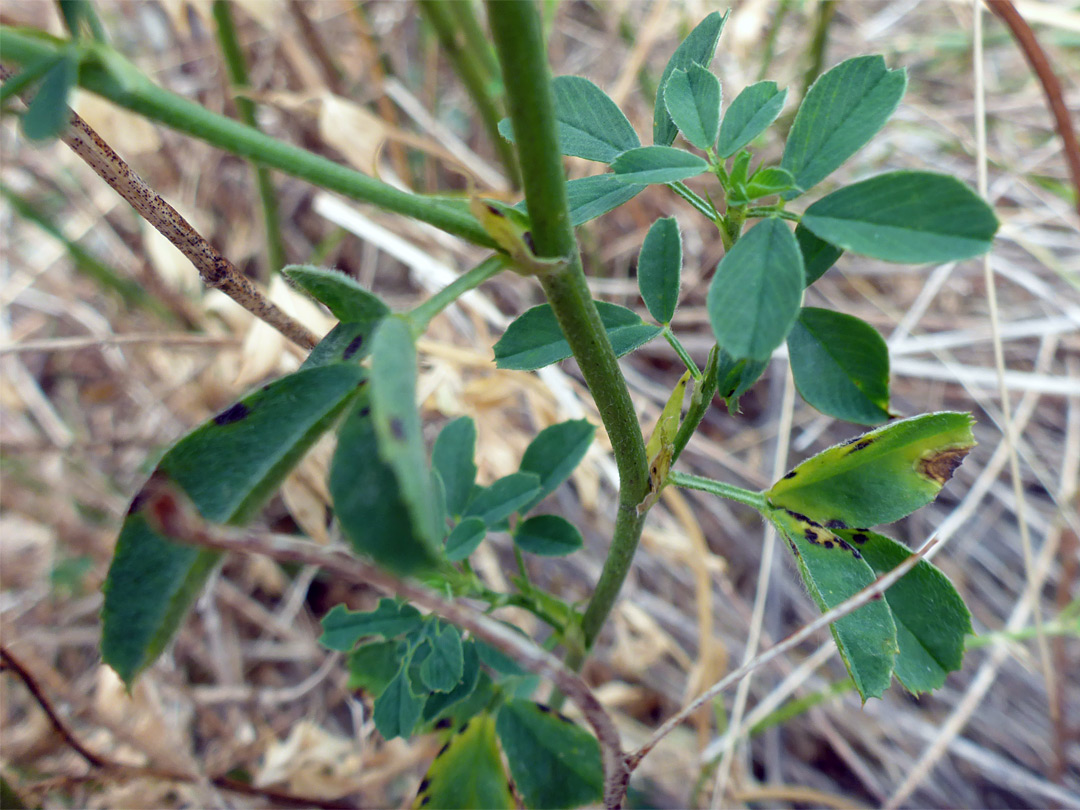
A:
[{"left": 984, "top": 0, "right": 1080, "bottom": 217}]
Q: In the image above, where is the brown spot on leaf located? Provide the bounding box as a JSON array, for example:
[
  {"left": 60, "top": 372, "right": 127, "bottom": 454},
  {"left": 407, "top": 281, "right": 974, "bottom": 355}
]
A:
[
  {"left": 213, "top": 402, "right": 250, "bottom": 426},
  {"left": 847, "top": 438, "right": 873, "bottom": 453},
  {"left": 343, "top": 334, "right": 364, "bottom": 359},
  {"left": 917, "top": 445, "right": 972, "bottom": 485},
  {"left": 484, "top": 203, "right": 504, "bottom": 217}
]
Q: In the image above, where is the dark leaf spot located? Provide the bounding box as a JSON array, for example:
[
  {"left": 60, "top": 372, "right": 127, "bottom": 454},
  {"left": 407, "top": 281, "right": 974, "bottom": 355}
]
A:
[
  {"left": 852, "top": 533, "right": 869, "bottom": 545},
  {"left": 343, "top": 334, "right": 364, "bottom": 360},
  {"left": 917, "top": 446, "right": 972, "bottom": 485},
  {"left": 417, "top": 779, "right": 430, "bottom": 794},
  {"left": 484, "top": 203, "right": 504, "bottom": 217},
  {"left": 825, "top": 519, "right": 848, "bottom": 530},
  {"left": 847, "top": 438, "right": 873, "bottom": 453},
  {"left": 433, "top": 718, "right": 452, "bottom": 730},
  {"left": 213, "top": 402, "right": 250, "bottom": 426},
  {"left": 536, "top": 703, "right": 552, "bottom": 714},
  {"left": 359, "top": 406, "right": 371, "bottom": 418},
  {"left": 419, "top": 796, "right": 430, "bottom": 807},
  {"left": 805, "top": 528, "right": 819, "bottom": 543},
  {"left": 390, "top": 418, "right": 406, "bottom": 440},
  {"left": 782, "top": 470, "right": 797, "bottom": 480},
  {"left": 822, "top": 540, "right": 834, "bottom": 549},
  {"left": 523, "top": 231, "right": 537, "bottom": 255},
  {"left": 436, "top": 741, "right": 450, "bottom": 758}
]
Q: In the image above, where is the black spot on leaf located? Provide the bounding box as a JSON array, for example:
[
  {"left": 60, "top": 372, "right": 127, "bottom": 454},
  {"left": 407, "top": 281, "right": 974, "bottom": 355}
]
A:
[
  {"left": 847, "top": 438, "right": 873, "bottom": 453},
  {"left": 852, "top": 533, "right": 869, "bottom": 545},
  {"left": 536, "top": 703, "right": 552, "bottom": 714},
  {"left": 433, "top": 717, "right": 452, "bottom": 730},
  {"left": 213, "top": 402, "right": 250, "bottom": 426},
  {"left": 359, "top": 407, "right": 371, "bottom": 418},
  {"left": 417, "top": 779, "right": 430, "bottom": 794},
  {"left": 805, "top": 529, "right": 819, "bottom": 543},
  {"left": 825, "top": 519, "right": 848, "bottom": 530},
  {"left": 822, "top": 540, "right": 834, "bottom": 549},
  {"left": 343, "top": 334, "right": 364, "bottom": 359},
  {"left": 390, "top": 418, "right": 406, "bottom": 440},
  {"left": 523, "top": 231, "right": 537, "bottom": 254},
  {"left": 782, "top": 470, "right": 797, "bottom": 480}
]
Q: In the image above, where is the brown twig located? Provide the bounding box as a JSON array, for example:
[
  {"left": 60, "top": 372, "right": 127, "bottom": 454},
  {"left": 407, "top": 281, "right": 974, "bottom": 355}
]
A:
[
  {"left": 0, "top": 645, "right": 109, "bottom": 768},
  {"left": 136, "top": 475, "right": 631, "bottom": 809},
  {"left": 0, "top": 643, "right": 358, "bottom": 809},
  {"left": 627, "top": 537, "right": 941, "bottom": 771},
  {"left": 0, "top": 64, "right": 318, "bottom": 349},
  {"left": 983, "top": 0, "right": 1080, "bottom": 218}
]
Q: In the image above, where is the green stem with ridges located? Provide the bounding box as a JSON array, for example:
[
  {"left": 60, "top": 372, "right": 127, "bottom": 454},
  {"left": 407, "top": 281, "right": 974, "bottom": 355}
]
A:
[
  {"left": 419, "top": 0, "right": 520, "bottom": 188},
  {"left": 662, "top": 326, "right": 701, "bottom": 379},
  {"left": 0, "top": 28, "right": 496, "bottom": 248},
  {"left": 668, "top": 180, "right": 718, "bottom": 222},
  {"left": 406, "top": 255, "right": 506, "bottom": 333},
  {"left": 672, "top": 344, "right": 719, "bottom": 464},
  {"left": 668, "top": 470, "right": 766, "bottom": 512},
  {"left": 486, "top": 0, "right": 650, "bottom": 652},
  {"left": 212, "top": 1, "right": 288, "bottom": 278}
]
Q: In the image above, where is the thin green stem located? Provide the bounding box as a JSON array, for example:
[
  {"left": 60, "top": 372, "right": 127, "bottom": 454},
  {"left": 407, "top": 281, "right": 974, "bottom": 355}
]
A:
[
  {"left": 668, "top": 470, "right": 766, "bottom": 512},
  {"left": 445, "top": 0, "right": 500, "bottom": 82},
  {"left": 419, "top": 0, "right": 520, "bottom": 187},
  {"left": 487, "top": 0, "right": 650, "bottom": 653},
  {"left": 0, "top": 29, "right": 495, "bottom": 248},
  {"left": 667, "top": 180, "right": 718, "bottom": 222},
  {"left": 512, "top": 544, "right": 531, "bottom": 587},
  {"left": 672, "top": 344, "right": 718, "bottom": 464},
  {"left": 745, "top": 206, "right": 800, "bottom": 222},
  {"left": 212, "top": 1, "right": 287, "bottom": 278},
  {"left": 406, "top": 255, "right": 506, "bottom": 333},
  {"left": 662, "top": 326, "right": 701, "bottom": 379}
]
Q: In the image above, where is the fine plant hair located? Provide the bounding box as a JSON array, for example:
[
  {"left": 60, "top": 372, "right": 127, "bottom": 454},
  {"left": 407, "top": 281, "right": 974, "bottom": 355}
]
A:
[{"left": 0, "top": 4, "right": 1003, "bottom": 809}]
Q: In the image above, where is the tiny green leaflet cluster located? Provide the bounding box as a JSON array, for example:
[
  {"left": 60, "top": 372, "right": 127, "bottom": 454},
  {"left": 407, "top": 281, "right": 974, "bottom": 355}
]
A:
[
  {"left": 499, "top": 10, "right": 998, "bottom": 423},
  {"left": 321, "top": 600, "right": 603, "bottom": 809}
]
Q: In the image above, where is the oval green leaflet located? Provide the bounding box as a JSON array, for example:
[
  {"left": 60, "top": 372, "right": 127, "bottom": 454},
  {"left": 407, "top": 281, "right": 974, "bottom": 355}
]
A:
[{"left": 764, "top": 411, "right": 976, "bottom": 529}]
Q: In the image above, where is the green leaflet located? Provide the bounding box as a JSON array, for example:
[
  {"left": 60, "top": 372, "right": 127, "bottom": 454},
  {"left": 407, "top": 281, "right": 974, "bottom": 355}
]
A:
[
  {"left": 787, "top": 307, "right": 890, "bottom": 425},
  {"left": 519, "top": 419, "right": 596, "bottom": 512},
  {"left": 423, "top": 641, "right": 482, "bottom": 722},
  {"left": 717, "top": 81, "right": 786, "bottom": 157},
  {"left": 331, "top": 395, "right": 440, "bottom": 575},
  {"left": 433, "top": 417, "right": 478, "bottom": 519},
  {"left": 101, "top": 364, "right": 365, "bottom": 684},
  {"left": 770, "top": 507, "right": 898, "bottom": 700},
  {"left": 664, "top": 63, "right": 721, "bottom": 151},
  {"left": 514, "top": 174, "right": 646, "bottom": 227},
  {"left": 637, "top": 216, "right": 682, "bottom": 325},
  {"left": 444, "top": 517, "right": 487, "bottom": 562},
  {"left": 284, "top": 265, "right": 390, "bottom": 323},
  {"left": 494, "top": 301, "right": 661, "bottom": 371},
  {"left": 419, "top": 621, "right": 465, "bottom": 693},
  {"left": 370, "top": 317, "right": 442, "bottom": 547},
  {"left": 464, "top": 472, "right": 542, "bottom": 527},
  {"left": 346, "top": 640, "right": 401, "bottom": 695},
  {"left": 795, "top": 223, "right": 843, "bottom": 286},
  {"left": 495, "top": 699, "right": 603, "bottom": 810},
  {"left": 514, "top": 514, "right": 584, "bottom": 557},
  {"left": 654, "top": 11, "right": 729, "bottom": 146},
  {"left": 845, "top": 530, "right": 972, "bottom": 693},
  {"left": 707, "top": 218, "right": 804, "bottom": 362},
  {"left": 781, "top": 55, "right": 907, "bottom": 196},
  {"left": 800, "top": 171, "right": 999, "bottom": 263},
  {"left": 374, "top": 665, "right": 424, "bottom": 740},
  {"left": 413, "top": 714, "right": 515, "bottom": 810},
  {"left": 499, "top": 74, "right": 640, "bottom": 163},
  {"left": 611, "top": 145, "right": 710, "bottom": 185},
  {"left": 22, "top": 50, "right": 76, "bottom": 141},
  {"left": 765, "top": 411, "right": 976, "bottom": 529},
  {"left": 319, "top": 598, "right": 424, "bottom": 651}
]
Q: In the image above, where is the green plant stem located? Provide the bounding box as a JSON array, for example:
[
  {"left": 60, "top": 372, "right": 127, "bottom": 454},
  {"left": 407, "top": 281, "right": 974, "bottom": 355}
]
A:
[
  {"left": 746, "top": 206, "right": 800, "bottom": 222},
  {"left": 487, "top": 0, "right": 650, "bottom": 654},
  {"left": 672, "top": 344, "right": 719, "bottom": 464},
  {"left": 406, "top": 255, "right": 506, "bottom": 333},
  {"left": 668, "top": 470, "right": 766, "bottom": 512},
  {"left": 212, "top": 1, "right": 287, "bottom": 278},
  {"left": 667, "top": 180, "right": 717, "bottom": 222},
  {"left": 445, "top": 0, "right": 500, "bottom": 82},
  {"left": 662, "top": 326, "right": 701, "bottom": 379},
  {"left": 0, "top": 28, "right": 495, "bottom": 248},
  {"left": 419, "top": 0, "right": 520, "bottom": 188}
]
